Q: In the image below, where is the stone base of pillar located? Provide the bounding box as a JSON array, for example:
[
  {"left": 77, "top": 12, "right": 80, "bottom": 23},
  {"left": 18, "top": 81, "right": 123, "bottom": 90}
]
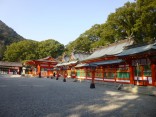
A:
[
  {"left": 73, "top": 79, "right": 78, "bottom": 82},
  {"left": 90, "top": 83, "right": 95, "bottom": 89},
  {"left": 63, "top": 78, "right": 66, "bottom": 82},
  {"left": 39, "top": 73, "right": 41, "bottom": 78}
]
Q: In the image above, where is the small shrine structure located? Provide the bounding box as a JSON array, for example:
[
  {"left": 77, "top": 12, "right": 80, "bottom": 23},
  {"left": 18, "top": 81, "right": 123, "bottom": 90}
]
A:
[
  {"left": 0, "top": 61, "right": 22, "bottom": 75},
  {"left": 26, "top": 56, "right": 58, "bottom": 78},
  {"left": 56, "top": 52, "right": 90, "bottom": 81}
]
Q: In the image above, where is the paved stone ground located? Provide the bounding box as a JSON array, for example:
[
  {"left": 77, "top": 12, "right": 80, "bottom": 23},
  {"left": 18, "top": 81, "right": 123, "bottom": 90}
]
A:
[{"left": 0, "top": 76, "right": 156, "bottom": 117}]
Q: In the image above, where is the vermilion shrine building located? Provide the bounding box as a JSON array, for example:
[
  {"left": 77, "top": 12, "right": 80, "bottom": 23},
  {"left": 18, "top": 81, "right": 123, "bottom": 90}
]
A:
[
  {"left": 26, "top": 56, "right": 58, "bottom": 77},
  {"left": 117, "top": 42, "right": 156, "bottom": 86},
  {"left": 0, "top": 61, "right": 22, "bottom": 75},
  {"left": 56, "top": 39, "right": 156, "bottom": 87},
  {"left": 25, "top": 39, "right": 156, "bottom": 87},
  {"left": 56, "top": 52, "right": 90, "bottom": 81}
]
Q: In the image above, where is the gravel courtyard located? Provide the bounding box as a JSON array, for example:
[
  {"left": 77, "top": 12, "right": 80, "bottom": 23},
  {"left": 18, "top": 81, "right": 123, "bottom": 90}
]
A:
[{"left": 0, "top": 76, "right": 156, "bottom": 117}]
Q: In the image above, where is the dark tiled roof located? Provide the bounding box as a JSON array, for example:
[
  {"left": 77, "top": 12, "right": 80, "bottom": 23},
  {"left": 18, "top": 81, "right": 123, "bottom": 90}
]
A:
[
  {"left": 75, "top": 63, "right": 97, "bottom": 68},
  {"left": 56, "top": 61, "right": 78, "bottom": 67},
  {"left": 75, "top": 59, "right": 124, "bottom": 68},
  {"left": 117, "top": 42, "right": 156, "bottom": 57},
  {"left": 73, "top": 53, "right": 90, "bottom": 61},
  {"left": 83, "top": 39, "right": 134, "bottom": 61},
  {"left": 26, "top": 57, "right": 58, "bottom": 66},
  {"left": 92, "top": 59, "right": 124, "bottom": 65},
  {"left": 63, "top": 56, "right": 70, "bottom": 62},
  {"left": 56, "top": 53, "right": 90, "bottom": 67},
  {"left": 37, "top": 56, "right": 57, "bottom": 62},
  {"left": 61, "top": 53, "right": 90, "bottom": 63},
  {"left": 0, "top": 61, "right": 22, "bottom": 67}
]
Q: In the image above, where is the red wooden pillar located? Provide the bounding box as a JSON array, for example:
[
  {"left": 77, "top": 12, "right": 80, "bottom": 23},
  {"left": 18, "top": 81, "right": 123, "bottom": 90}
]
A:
[
  {"left": 56, "top": 69, "right": 59, "bottom": 80},
  {"left": 114, "top": 66, "right": 117, "bottom": 82},
  {"left": 47, "top": 63, "right": 50, "bottom": 78},
  {"left": 127, "top": 59, "right": 134, "bottom": 84},
  {"left": 90, "top": 67, "right": 96, "bottom": 89},
  {"left": 72, "top": 69, "right": 76, "bottom": 78},
  {"left": 102, "top": 66, "right": 105, "bottom": 81},
  {"left": 129, "top": 64, "right": 134, "bottom": 84},
  {"left": 63, "top": 70, "right": 67, "bottom": 82},
  {"left": 151, "top": 64, "right": 156, "bottom": 86},
  {"left": 37, "top": 64, "right": 41, "bottom": 78},
  {"left": 8, "top": 69, "right": 10, "bottom": 74},
  {"left": 85, "top": 68, "right": 87, "bottom": 79},
  {"left": 47, "top": 69, "right": 50, "bottom": 78},
  {"left": 17, "top": 68, "right": 20, "bottom": 75},
  {"left": 60, "top": 67, "right": 63, "bottom": 77}
]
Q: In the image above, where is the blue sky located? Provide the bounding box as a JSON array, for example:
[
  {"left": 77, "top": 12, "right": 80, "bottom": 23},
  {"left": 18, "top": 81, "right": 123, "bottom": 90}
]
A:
[{"left": 0, "top": 0, "right": 135, "bottom": 45}]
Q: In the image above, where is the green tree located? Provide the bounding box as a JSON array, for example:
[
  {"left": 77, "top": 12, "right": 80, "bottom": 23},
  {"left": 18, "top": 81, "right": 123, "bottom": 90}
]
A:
[
  {"left": 65, "top": 0, "right": 156, "bottom": 54},
  {"left": 65, "top": 24, "right": 102, "bottom": 54},
  {"left": 3, "top": 40, "right": 38, "bottom": 62},
  {"left": 100, "top": 2, "right": 138, "bottom": 42},
  {"left": 36, "top": 39, "right": 64, "bottom": 58},
  {"left": 134, "top": 0, "right": 156, "bottom": 42},
  {"left": 3, "top": 39, "right": 64, "bottom": 62},
  {"left": 0, "top": 41, "right": 6, "bottom": 60},
  {"left": 101, "top": 0, "right": 156, "bottom": 43}
]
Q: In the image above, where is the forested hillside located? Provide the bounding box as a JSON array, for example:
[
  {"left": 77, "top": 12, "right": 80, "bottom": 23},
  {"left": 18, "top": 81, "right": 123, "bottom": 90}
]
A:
[
  {"left": 65, "top": 0, "right": 156, "bottom": 55},
  {"left": 0, "top": 20, "right": 25, "bottom": 59},
  {"left": 0, "top": 20, "right": 25, "bottom": 45}
]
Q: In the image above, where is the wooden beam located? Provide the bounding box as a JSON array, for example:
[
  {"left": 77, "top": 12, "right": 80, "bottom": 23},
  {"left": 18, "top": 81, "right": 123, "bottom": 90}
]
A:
[
  {"left": 151, "top": 64, "right": 156, "bottom": 86},
  {"left": 37, "top": 64, "right": 41, "bottom": 78}
]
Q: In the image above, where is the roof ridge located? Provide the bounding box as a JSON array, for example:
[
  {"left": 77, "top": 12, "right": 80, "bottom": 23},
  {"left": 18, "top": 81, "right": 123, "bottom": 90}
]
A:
[
  {"left": 124, "top": 42, "right": 155, "bottom": 50},
  {"left": 93, "top": 38, "right": 134, "bottom": 52}
]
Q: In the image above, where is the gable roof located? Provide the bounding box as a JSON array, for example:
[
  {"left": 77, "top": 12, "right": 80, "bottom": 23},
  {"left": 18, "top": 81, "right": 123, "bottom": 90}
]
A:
[
  {"left": 75, "top": 63, "right": 97, "bottom": 68},
  {"left": 56, "top": 60, "right": 78, "bottom": 67},
  {"left": 36, "top": 56, "right": 56, "bottom": 62},
  {"left": 59, "top": 52, "right": 90, "bottom": 66},
  {"left": 83, "top": 39, "right": 134, "bottom": 61},
  {"left": 117, "top": 42, "right": 156, "bottom": 57},
  {"left": 72, "top": 53, "right": 90, "bottom": 61},
  {"left": 26, "top": 56, "right": 58, "bottom": 66},
  {"left": 63, "top": 56, "right": 70, "bottom": 62},
  {"left": 0, "top": 61, "right": 22, "bottom": 67}
]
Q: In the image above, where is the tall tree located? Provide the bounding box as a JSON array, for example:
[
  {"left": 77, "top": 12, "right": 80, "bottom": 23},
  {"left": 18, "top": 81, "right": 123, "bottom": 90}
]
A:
[
  {"left": 101, "top": 2, "right": 138, "bottom": 42},
  {"left": 36, "top": 39, "right": 64, "bottom": 59},
  {"left": 3, "top": 40, "right": 38, "bottom": 62},
  {"left": 3, "top": 39, "right": 65, "bottom": 62},
  {"left": 134, "top": 0, "right": 156, "bottom": 42},
  {"left": 65, "top": 24, "right": 102, "bottom": 54},
  {"left": 0, "top": 41, "right": 5, "bottom": 60},
  {"left": 65, "top": 0, "right": 156, "bottom": 54}
]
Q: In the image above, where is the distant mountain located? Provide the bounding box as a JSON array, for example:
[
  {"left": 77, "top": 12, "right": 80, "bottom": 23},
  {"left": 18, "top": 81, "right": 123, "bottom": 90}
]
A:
[
  {"left": 0, "top": 20, "right": 25, "bottom": 59},
  {"left": 0, "top": 20, "right": 25, "bottom": 45}
]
